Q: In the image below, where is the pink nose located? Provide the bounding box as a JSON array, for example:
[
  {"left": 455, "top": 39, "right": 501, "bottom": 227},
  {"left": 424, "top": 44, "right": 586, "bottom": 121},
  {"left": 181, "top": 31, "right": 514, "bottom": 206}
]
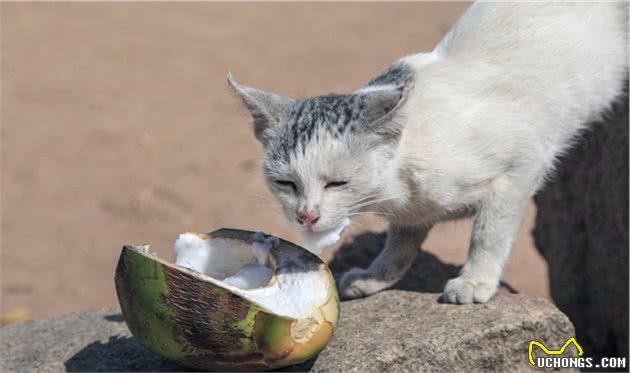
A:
[{"left": 297, "top": 210, "right": 320, "bottom": 227}]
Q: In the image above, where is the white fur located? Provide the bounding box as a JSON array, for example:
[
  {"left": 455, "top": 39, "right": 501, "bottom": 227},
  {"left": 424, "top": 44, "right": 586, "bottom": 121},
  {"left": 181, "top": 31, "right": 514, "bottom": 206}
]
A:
[{"left": 341, "top": 2, "right": 628, "bottom": 303}]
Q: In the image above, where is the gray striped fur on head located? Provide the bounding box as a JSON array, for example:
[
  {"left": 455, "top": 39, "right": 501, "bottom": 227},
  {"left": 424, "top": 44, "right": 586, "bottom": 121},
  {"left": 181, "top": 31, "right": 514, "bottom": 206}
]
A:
[
  {"left": 365, "top": 61, "right": 415, "bottom": 88},
  {"left": 268, "top": 94, "right": 367, "bottom": 162},
  {"left": 228, "top": 61, "right": 413, "bottom": 162}
]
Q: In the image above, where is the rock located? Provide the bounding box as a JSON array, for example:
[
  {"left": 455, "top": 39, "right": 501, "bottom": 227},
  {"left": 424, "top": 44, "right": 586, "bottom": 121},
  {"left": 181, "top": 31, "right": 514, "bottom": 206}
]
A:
[
  {"left": 0, "top": 294, "right": 574, "bottom": 372},
  {"left": 534, "top": 93, "right": 629, "bottom": 366},
  {"left": 288, "top": 291, "right": 574, "bottom": 372},
  {"left": 0, "top": 311, "right": 183, "bottom": 373},
  {"left": 1, "top": 237, "right": 576, "bottom": 372}
]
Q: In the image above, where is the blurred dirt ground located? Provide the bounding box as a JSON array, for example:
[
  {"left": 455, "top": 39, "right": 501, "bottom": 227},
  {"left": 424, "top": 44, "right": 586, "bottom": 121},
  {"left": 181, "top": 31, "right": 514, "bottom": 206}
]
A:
[{"left": 1, "top": 2, "right": 548, "bottom": 321}]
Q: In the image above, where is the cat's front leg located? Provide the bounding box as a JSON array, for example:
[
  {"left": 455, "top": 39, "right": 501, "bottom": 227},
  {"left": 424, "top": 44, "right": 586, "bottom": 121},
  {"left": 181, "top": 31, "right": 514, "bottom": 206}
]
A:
[
  {"left": 442, "top": 179, "right": 531, "bottom": 304},
  {"left": 339, "top": 224, "right": 429, "bottom": 300}
]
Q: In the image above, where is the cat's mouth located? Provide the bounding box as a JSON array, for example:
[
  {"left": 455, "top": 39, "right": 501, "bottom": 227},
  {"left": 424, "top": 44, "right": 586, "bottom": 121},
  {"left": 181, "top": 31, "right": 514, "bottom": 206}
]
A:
[
  {"left": 300, "top": 217, "right": 351, "bottom": 256},
  {"left": 300, "top": 222, "right": 340, "bottom": 233},
  {"left": 295, "top": 214, "right": 351, "bottom": 234}
]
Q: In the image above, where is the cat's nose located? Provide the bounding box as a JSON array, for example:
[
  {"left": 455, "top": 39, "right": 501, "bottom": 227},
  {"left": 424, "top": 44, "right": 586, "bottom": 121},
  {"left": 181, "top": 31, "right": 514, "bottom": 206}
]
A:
[{"left": 297, "top": 210, "right": 320, "bottom": 228}]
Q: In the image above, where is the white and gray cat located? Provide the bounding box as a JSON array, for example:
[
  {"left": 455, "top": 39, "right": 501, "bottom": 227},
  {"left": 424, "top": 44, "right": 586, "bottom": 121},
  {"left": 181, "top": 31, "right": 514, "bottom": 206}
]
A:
[{"left": 228, "top": 2, "right": 628, "bottom": 304}]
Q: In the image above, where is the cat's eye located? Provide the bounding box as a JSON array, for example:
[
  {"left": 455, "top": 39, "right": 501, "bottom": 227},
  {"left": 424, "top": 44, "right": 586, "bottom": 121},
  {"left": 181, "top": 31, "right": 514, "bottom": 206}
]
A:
[
  {"left": 325, "top": 181, "right": 348, "bottom": 189},
  {"left": 274, "top": 180, "right": 297, "bottom": 192}
]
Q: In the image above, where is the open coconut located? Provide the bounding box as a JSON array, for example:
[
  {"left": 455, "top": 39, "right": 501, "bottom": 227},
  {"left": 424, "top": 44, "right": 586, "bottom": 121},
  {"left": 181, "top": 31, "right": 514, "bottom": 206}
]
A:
[{"left": 114, "top": 229, "right": 339, "bottom": 371}]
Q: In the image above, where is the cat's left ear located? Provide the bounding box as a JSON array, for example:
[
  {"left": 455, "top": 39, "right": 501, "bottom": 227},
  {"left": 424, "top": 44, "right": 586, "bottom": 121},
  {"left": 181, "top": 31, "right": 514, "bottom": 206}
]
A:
[
  {"left": 359, "top": 83, "right": 412, "bottom": 140},
  {"left": 227, "top": 73, "right": 294, "bottom": 143}
]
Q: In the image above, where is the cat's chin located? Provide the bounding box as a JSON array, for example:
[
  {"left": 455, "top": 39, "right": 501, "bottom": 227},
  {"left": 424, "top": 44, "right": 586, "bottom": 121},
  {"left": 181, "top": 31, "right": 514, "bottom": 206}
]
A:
[{"left": 300, "top": 218, "right": 351, "bottom": 257}]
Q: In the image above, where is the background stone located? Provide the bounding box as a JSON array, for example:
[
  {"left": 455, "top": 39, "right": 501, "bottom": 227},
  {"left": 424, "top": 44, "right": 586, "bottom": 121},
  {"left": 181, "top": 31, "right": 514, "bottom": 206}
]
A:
[{"left": 533, "top": 93, "right": 629, "bottom": 368}]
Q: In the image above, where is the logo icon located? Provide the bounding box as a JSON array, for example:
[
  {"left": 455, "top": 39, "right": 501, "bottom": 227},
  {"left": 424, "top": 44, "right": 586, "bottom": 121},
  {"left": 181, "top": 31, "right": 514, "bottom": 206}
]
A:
[{"left": 528, "top": 337, "right": 584, "bottom": 366}]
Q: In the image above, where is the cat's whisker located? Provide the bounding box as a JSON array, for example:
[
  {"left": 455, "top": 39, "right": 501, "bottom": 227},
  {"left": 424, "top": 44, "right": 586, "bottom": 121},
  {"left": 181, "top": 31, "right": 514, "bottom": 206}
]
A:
[
  {"left": 350, "top": 196, "right": 403, "bottom": 212},
  {"left": 250, "top": 201, "right": 281, "bottom": 207},
  {"left": 249, "top": 201, "right": 283, "bottom": 209},
  {"left": 245, "top": 193, "right": 279, "bottom": 205},
  {"left": 354, "top": 194, "right": 402, "bottom": 205},
  {"left": 352, "top": 193, "right": 388, "bottom": 206},
  {"left": 246, "top": 192, "right": 280, "bottom": 203},
  {"left": 347, "top": 219, "right": 368, "bottom": 230},
  {"left": 346, "top": 210, "right": 394, "bottom": 218}
]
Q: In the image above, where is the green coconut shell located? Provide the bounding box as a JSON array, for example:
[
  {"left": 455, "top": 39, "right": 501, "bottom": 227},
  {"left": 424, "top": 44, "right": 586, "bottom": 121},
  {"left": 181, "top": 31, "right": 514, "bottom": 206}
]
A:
[{"left": 114, "top": 228, "right": 339, "bottom": 371}]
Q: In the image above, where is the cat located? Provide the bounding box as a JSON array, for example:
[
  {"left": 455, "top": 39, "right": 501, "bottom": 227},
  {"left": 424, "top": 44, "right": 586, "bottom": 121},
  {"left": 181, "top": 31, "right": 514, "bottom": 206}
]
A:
[{"left": 228, "top": 2, "right": 628, "bottom": 304}]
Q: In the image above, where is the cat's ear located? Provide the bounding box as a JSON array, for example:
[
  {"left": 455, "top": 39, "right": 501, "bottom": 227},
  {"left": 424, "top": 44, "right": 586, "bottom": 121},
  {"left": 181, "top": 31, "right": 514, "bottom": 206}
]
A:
[
  {"left": 227, "top": 73, "right": 294, "bottom": 143},
  {"left": 360, "top": 83, "right": 412, "bottom": 140}
]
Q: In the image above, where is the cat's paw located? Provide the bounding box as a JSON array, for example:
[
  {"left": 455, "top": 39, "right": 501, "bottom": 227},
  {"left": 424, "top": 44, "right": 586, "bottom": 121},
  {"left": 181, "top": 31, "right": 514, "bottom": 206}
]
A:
[
  {"left": 338, "top": 267, "right": 389, "bottom": 300},
  {"left": 441, "top": 275, "right": 498, "bottom": 304}
]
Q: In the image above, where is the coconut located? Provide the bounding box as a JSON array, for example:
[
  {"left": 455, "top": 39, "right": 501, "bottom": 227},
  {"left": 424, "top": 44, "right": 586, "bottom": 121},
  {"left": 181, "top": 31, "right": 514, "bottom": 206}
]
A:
[
  {"left": 301, "top": 217, "right": 351, "bottom": 256},
  {"left": 114, "top": 228, "right": 339, "bottom": 371}
]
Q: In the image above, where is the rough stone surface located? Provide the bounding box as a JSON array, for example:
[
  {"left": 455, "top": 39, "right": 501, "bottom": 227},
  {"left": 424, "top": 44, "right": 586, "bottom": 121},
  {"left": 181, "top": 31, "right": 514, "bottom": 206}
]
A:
[
  {"left": 288, "top": 291, "right": 575, "bottom": 373},
  {"left": 0, "top": 311, "right": 183, "bottom": 373},
  {"left": 534, "top": 93, "right": 629, "bottom": 368},
  {"left": 0, "top": 294, "right": 574, "bottom": 373},
  {"left": 1, "top": 237, "right": 575, "bottom": 372}
]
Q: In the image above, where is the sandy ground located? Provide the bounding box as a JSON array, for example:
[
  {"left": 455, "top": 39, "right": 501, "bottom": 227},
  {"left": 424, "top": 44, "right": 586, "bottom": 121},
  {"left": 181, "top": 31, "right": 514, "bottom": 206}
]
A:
[{"left": 1, "top": 2, "right": 548, "bottom": 321}]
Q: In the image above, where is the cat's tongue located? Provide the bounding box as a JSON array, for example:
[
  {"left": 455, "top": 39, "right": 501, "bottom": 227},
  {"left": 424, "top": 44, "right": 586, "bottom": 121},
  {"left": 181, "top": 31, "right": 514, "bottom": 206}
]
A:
[{"left": 301, "top": 218, "right": 351, "bottom": 257}]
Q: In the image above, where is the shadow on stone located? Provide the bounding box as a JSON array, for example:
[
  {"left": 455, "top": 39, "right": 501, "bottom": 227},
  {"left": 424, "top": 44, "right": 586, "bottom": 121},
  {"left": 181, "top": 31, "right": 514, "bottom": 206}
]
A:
[
  {"left": 329, "top": 231, "right": 517, "bottom": 297},
  {"left": 278, "top": 356, "right": 317, "bottom": 372},
  {"left": 63, "top": 332, "right": 320, "bottom": 372},
  {"left": 103, "top": 313, "right": 124, "bottom": 323},
  {"left": 64, "top": 335, "right": 188, "bottom": 372}
]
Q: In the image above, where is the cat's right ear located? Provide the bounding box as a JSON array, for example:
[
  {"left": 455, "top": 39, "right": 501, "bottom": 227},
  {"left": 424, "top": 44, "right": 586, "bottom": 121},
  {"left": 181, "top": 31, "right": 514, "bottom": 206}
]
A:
[{"left": 227, "top": 73, "right": 294, "bottom": 143}]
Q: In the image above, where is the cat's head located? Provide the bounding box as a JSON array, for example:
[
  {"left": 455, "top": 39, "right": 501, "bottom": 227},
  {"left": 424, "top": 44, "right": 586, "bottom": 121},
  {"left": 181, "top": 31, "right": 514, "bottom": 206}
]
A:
[{"left": 228, "top": 74, "right": 409, "bottom": 232}]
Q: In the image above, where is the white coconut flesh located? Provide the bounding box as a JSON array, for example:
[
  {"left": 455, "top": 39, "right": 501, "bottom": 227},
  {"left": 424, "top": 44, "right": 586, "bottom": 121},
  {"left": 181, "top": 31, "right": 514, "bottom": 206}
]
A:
[
  {"left": 173, "top": 232, "right": 331, "bottom": 320},
  {"left": 300, "top": 217, "right": 351, "bottom": 256}
]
